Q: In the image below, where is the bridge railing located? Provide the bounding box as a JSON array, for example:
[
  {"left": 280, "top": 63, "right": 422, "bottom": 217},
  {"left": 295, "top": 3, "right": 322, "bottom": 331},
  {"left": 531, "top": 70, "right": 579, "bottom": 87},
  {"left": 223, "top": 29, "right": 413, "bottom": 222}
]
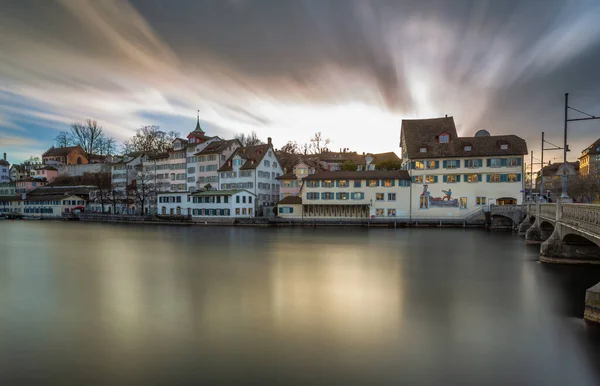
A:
[
  {"left": 489, "top": 204, "right": 524, "bottom": 214},
  {"left": 561, "top": 204, "right": 600, "bottom": 235},
  {"left": 540, "top": 204, "right": 557, "bottom": 218}
]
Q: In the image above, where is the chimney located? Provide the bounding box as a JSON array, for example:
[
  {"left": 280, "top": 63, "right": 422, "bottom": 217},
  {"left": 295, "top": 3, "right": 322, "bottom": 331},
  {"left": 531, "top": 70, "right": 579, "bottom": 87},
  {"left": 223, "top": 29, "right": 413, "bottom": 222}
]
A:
[
  {"left": 267, "top": 137, "right": 272, "bottom": 145},
  {"left": 3, "top": 153, "right": 5, "bottom": 161},
  {"left": 445, "top": 114, "right": 448, "bottom": 118}
]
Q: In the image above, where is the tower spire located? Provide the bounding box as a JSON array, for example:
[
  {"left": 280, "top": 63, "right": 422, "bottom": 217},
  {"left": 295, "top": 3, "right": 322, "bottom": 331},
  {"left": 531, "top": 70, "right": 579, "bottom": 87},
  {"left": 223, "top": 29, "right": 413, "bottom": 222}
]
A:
[{"left": 194, "top": 109, "right": 204, "bottom": 132}]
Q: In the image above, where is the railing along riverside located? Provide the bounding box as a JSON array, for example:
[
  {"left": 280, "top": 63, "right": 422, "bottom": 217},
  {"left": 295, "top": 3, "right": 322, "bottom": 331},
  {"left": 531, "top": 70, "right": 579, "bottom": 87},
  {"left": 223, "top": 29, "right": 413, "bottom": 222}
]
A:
[
  {"left": 79, "top": 214, "right": 153, "bottom": 222},
  {"left": 561, "top": 204, "right": 600, "bottom": 235},
  {"left": 489, "top": 204, "right": 524, "bottom": 212}
]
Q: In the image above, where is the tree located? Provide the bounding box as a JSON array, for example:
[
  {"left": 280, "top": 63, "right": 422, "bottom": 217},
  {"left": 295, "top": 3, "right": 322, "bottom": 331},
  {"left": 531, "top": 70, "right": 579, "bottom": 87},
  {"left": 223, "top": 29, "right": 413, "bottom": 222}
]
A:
[
  {"left": 340, "top": 160, "right": 358, "bottom": 171},
  {"left": 309, "top": 132, "right": 331, "bottom": 154},
  {"left": 128, "top": 166, "right": 155, "bottom": 215},
  {"left": 235, "top": 130, "right": 263, "bottom": 146},
  {"left": 123, "top": 125, "right": 180, "bottom": 153},
  {"left": 70, "top": 119, "right": 104, "bottom": 156},
  {"left": 280, "top": 141, "right": 301, "bottom": 155},
  {"left": 55, "top": 131, "right": 73, "bottom": 148},
  {"left": 376, "top": 160, "right": 403, "bottom": 171},
  {"left": 88, "top": 172, "right": 112, "bottom": 213},
  {"left": 24, "top": 156, "right": 41, "bottom": 165},
  {"left": 96, "top": 137, "right": 117, "bottom": 156}
]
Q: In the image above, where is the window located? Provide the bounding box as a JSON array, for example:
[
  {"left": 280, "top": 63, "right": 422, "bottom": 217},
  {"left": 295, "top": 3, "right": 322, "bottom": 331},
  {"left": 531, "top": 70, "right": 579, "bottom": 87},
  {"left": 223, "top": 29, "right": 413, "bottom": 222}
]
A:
[
  {"left": 420, "top": 196, "right": 429, "bottom": 209},
  {"left": 500, "top": 144, "right": 509, "bottom": 150},
  {"left": 368, "top": 180, "right": 378, "bottom": 187},
  {"left": 376, "top": 209, "right": 384, "bottom": 216},
  {"left": 426, "top": 160, "right": 438, "bottom": 169},
  {"left": 376, "top": 193, "right": 384, "bottom": 201},
  {"left": 464, "top": 159, "right": 482, "bottom": 168},
  {"left": 338, "top": 180, "right": 348, "bottom": 187},
  {"left": 351, "top": 192, "right": 364, "bottom": 200},
  {"left": 464, "top": 145, "right": 472, "bottom": 151},
  {"left": 337, "top": 192, "right": 349, "bottom": 200},
  {"left": 273, "top": 162, "right": 277, "bottom": 168},
  {"left": 307, "top": 192, "right": 319, "bottom": 200},
  {"left": 446, "top": 175, "right": 457, "bottom": 183},
  {"left": 420, "top": 147, "right": 427, "bottom": 153},
  {"left": 249, "top": 208, "right": 253, "bottom": 216},
  {"left": 425, "top": 175, "right": 437, "bottom": 183},
  {"left": 354, "top": 180, "right": 361, "bottom": 188},
  {"left": 490, "top": 174, "right": 501, "bottom": 182},
  {"left": 384, "top": 179, "right": 393, "bottom": 187},
  {"left": 322, "top": 180, "right": 333, "bottom": 188},
  {"left": 236, "top": 196, "right": 240, "bottom": 203},
  {"left": 489, "top": 158, "right": 503, "bottom": 167},
  {"left": 322, "top": 192, "right": 334, "bottom": 200},
  {"left": 236, "top": 208, "right": 240, "bottom": 215},
  {"left": 413, "top": 161, "right": 424, "bottom": 170},
  {"left": 388, "top": 193, "right": 396, "bottom": 201},
  {"left": 264, "top": 160, "right": 270, "bottom": 167},
  {"left": 279, "top": 207, "right": 294, "bottom": 214},
  {"left": 459, "top": 197, "right": 467, "bottom": 209},
  {"left": 439, "top": 134, "right": 449, "bottom": 143},
  {"left": 507, "top": 173, "right": 518, "bottom": 182},
  {"left": 444, "top": 160, "right": 459, "bottom": 169},
  {"left": 242, "top": 208, "right": 247, "bottom": 215},
  {"left": 412, "top": 175, "right": 423, "bottom": 183},
  {"left": 476, "top": 197, "right": 486, "bottom": 205},
  {"left": 508, "top": 158, "right": 520, "bottom": 167},
  {"left": 467, "top": 174, "right": 480, "bottom": 183},
  {"left": 249, "top": 196, "right": 252, "bottom": 203},
  {"left": 387, "top": 209, "right": 396, "bottom": 217}
]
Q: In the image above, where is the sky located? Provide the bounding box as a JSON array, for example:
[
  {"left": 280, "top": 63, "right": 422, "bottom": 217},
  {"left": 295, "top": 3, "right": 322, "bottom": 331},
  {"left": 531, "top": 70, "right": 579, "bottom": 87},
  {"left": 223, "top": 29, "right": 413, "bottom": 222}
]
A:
[{"left": 1, "top": 0, "right": 600, "bottom": 166}]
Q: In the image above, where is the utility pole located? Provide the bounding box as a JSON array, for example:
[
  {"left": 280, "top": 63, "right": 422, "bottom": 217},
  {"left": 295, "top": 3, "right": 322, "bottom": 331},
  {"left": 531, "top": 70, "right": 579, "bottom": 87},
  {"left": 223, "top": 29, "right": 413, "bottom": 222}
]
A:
[
  {"left": 563, "top": 93, "right": 600, "bottom": 201},
  {"left": 539, "top": 131, "right": 563, "bottom": 201}
]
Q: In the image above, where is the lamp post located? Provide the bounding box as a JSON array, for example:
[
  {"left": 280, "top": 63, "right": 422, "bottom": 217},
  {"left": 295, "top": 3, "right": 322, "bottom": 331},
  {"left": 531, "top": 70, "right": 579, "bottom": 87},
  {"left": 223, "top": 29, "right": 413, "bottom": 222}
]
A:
[
  {"left": 539, "top": 132, "right": 563, "bottom": 200},
  {"left": 563, "top": 93, "right": 600, "bottom": 201}
]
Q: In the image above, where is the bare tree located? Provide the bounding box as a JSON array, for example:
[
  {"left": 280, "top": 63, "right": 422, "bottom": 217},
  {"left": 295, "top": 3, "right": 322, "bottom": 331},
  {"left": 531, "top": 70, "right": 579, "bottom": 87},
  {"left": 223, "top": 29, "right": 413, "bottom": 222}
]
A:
[
  {"left": 88, "top": 172, "right": 112, "bottom": 213},
  {"left": 124, "top": 126, "right": 180, "bottom": 153},
  {"left": 55, "top": 131, "right": 73, "bottom": 148},
  {"left": 235, "top": 130, "right": 264, "bottom": 146},
  {"left": 96, "top": 137, "right": 117, "bottom": 156},
  {"left": 309, "top": 132, "right": 331, "bottom": 154},
  {"left": 70, "top": 119, "right": 104, "bottom": 156},
  {"left": 128, "top": 166, "right": 155, "bottom": 215},
  {"left": 280, "top": 141, "right": 300, "bottom": 155}
]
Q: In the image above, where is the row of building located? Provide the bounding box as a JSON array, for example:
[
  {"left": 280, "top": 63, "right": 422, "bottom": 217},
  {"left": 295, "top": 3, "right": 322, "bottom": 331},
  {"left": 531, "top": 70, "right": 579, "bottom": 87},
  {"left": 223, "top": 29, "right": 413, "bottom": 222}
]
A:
[{"left": 2, "top": 115, "right": 598, "bottom": 220}]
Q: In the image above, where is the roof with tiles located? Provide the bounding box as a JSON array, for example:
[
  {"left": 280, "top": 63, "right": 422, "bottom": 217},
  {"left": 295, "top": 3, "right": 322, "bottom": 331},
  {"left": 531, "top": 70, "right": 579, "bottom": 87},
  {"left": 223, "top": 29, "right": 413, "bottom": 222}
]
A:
[
  {"left": 219, "top": 143, "right": 274, "bottom": 172},
  {"left": 42, "top": 145, "right": 85, "bottom": 157},
  {"left": 303, "top": 170, "right": 411, "bottom": 180},
  {"left": 401, "top": 116, "right": 527, "bottom": 159},
  {"left": 195, "top": 139, "right": 240, "bottom": 155},
  {"left": 277, "top": 195, "right": 302, "bottom": 205}
]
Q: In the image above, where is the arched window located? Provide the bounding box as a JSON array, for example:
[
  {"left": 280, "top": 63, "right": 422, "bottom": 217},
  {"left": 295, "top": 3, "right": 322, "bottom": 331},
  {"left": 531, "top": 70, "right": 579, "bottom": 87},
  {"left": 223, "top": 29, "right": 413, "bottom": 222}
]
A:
[{"left": 77, "top": 157, "right": 82, "bottom": 164}]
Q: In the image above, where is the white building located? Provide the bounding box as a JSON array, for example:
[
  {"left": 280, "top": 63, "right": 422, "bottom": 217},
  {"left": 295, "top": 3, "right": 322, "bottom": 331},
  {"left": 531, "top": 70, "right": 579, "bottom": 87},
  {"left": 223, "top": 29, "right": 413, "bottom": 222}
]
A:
[
  {"left": 0, "top": 153, "right": 9, "bottom": 183},
  {"left": 280, "top": 170, "right": 412, "bottom": 219},
  {"left": 400, "top": 116, "right": 527, "bottom": 217},
  {"left": 218, "top": 138, "right": 282, "bottom": 216},
  {"left": 157, "top": 189, "right": 256, "bottom": 218},
  {"left": 190, "top": 139, "right": 240, "bottom": 192},
  {"left": 22, "top": 194, "right": 87, "bottom": 218}
]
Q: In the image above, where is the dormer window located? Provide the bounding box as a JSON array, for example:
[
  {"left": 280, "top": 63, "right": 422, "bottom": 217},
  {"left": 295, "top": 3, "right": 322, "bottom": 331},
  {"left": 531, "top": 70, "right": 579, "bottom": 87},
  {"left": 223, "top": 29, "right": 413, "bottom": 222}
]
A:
[
  {"left": 500, "top": 144, "right": 509, "bottom": 150},
  {"left": 464, "top": 145, "right": 472, "bottom": 151},
  {"left": 439, "top": 133, "right": 450, "bottom": 143},
  {"left": 420, "top": 147, "right": 427, "bottom": 153}
]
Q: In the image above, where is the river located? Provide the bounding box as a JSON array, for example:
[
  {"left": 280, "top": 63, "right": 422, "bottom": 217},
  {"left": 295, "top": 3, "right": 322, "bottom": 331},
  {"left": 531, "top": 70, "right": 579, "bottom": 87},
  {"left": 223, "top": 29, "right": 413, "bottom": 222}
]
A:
[{"left": 1, "top": 221, "right": 600, "bottom": 385}]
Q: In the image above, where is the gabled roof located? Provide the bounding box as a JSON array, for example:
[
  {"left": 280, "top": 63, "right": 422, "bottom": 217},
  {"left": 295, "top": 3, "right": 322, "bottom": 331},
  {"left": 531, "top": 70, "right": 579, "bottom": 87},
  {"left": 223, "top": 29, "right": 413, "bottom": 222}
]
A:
[
  {"left": 191, "top": 189, "right": 256, "bottom": 197},
  {"left": 580, "top": 137, "right": 600, "bottom": 157},
  {"left": 303, "top": 170, "right": 411, "bottom": 180},
  {"left": 369, "top": 152, "right": 401, "bottom": 164},
  {"left": 401, "top": 116, "right": 527, "bottom": 159},
  {"left": 277, "top": 172, "right": 297, "bottom": 180},
  {"left": 42, "top": 145, "right": 85, "bottom": 157},
  {"left": 0, "top": 160, "right": 9, "bottom": 167},
  {"left": 147, "top": 152, "right": 169, "bottom": 161},
  {"left": 195, "top": 139, "right": 240, "bottom": 155},
  {"left": 540, "top": 161, "right": 580, "bottom": 177},
  {"left": 219, "top": 143, "right": 275, "bottom": 172},
  {"left": 277, "top": 196, "right": 302, "bottom": 205}
]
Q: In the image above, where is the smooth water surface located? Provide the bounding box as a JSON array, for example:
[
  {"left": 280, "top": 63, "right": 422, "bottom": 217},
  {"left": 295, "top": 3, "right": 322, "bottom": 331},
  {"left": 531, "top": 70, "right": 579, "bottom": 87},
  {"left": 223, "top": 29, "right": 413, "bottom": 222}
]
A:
[{"left": 1, "top": 221, "right": 600, "bottom": 385}]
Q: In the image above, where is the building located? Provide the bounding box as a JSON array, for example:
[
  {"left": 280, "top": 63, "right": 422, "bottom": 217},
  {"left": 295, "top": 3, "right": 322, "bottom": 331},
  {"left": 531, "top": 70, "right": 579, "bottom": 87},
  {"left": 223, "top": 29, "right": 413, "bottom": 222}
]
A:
[
  {"left": 579, "top": 138, "right": 600, "bottom": 177},
  {"left": 157, "top": 189, "right": 256, "bottom": 218},
  {"left": 285, "top": 170, "right": 412, "bottom": 219},
  {"left": 535, "top": 161, "right": 580, "bottom": 196},
  {"left": 21, "top": 194, "right": 86, "bottom": 218},
  {"left": 189, "top": 139, "right": 240, "bottom": 192},
  {"left": 317, "top": 150, "right": 365, "bottom": 171},
  {"left": 57, "top": 163, "right": 111, "bottom": 177},
  {"left": 30, "top": 165, "right": 58, "bottom": 183},
  {"left": 16, "top": 178, "right": 48, "bottom": 193},
  {"left": 218, "top": 138, "right": 283, "bottom": 216},
  {"left": 277, "top": 159, "right": 324, "bottom": 199},
  {"left": 400, "top": 117, "right": 527, "bottom": 215},
  {"left": 0, "top": 182, "right": 17, "bottom": 215},
  {"left": 42, "top": 145, "right": 88, "bottom": 166},
  {"left": 360, "top": 152, "right": 402, "bottom": 171},
  {"left": 0, "top": 153, "right": 9, "bottom": 182}
]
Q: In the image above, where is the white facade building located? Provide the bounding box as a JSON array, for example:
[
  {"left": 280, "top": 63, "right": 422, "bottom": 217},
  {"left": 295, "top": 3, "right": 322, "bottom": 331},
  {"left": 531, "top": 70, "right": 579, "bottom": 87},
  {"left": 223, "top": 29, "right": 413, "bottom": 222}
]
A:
[
  {"left": 400, "top": 117, "right": 527, "bottom": 217},
  {"left": 218, "top": 138, "right": 282, "bottom": 216},
  {"left": 157, "top": 190, "right": 256, "bottom": 218}
]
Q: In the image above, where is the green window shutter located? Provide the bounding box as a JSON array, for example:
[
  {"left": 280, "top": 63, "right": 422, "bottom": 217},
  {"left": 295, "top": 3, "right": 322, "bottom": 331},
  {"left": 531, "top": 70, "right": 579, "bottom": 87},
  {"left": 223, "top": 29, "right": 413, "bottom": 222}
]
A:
[
  {"left": 435, "top": 161, "right": 439, "bottom": 169},
  {"left": 411, "top": 161, "right": 415, "bottom": 169},
  {"left": 335, "top": 180, "right": 340, "bottom": 187},
  {"left": 486, "top": 174, "right": 491, "bottom": 182},
  {"left": 336, "top": 193, "right": 341, "bottom": 199},
  {"left": 443, "top": 175, "right": 447, "bottom": 183},
  {"left": 433, "top": 176, "right": 438, "bottom": 183},
  {"left": 376, "top": 180, "right": 380, "bottom": 186},
  {"left": 500, "top": 174, "right": 507, "bottom": 182},
  {"left": 516, "top": 158, "right": 522, "bottom": 166},
  {"left": 478, "top": 159, "right": 483, "bottom": 167},
  {"left": 391, "top": 179, "right": 396, "bottom": 186},
  {"left": 443, "top": 160, "right": 447, "bottom": 168},
  {"left": 346, "top": 180, "right": 349, "bottom": 187},
  {"left": 478, "top": 174, "right": 482, "bottom": 182},
  {"left": 456, "top": 175, "right": 461, "bottom": 182},
  {"left": 501, "top": 158, "right": 507, "bottom": 167},
  {"left": 411, "top": 176, "right": 416, "bottom": 183},
  {"left": 517, "top": 174, "right": 522, "bottom": 182},
  {"left": 463, "top": 174, "right": 468, "bottom": 181},
  {"left": 486, "top": 159, "right": 491, "bottom": 167}
]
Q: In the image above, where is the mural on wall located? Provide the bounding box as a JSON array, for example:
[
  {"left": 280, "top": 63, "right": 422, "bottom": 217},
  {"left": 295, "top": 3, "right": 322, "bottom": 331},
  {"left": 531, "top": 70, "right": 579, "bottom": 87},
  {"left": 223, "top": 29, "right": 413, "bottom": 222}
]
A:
[{"left": 421, "top": 185, "right": 459, "bottom": 207}]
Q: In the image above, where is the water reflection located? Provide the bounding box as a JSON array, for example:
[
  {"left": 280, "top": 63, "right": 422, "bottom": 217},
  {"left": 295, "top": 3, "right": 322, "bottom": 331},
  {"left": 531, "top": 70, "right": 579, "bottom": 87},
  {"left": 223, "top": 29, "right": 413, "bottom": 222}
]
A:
[{"left": 0, "top": 222, "right": 599, "bottom": 385}]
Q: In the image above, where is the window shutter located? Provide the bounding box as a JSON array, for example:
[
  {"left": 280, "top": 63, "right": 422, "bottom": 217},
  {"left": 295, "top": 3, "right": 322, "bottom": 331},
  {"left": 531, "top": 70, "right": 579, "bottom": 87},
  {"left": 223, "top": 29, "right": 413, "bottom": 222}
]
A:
[
  {"left": 486, "top": 159, "right": 491, "bottom": 167},
  {"left": 336, "top": 192, "right": 340, "bottom": 200},
  {"left": 335, "top": 180, "right": 340, "bottom": 187},
  {"left": 478, "top": 174, "right": 482, "bottom": 182},
  {"left": 486, "top": 174, "right": 491, "bottom": 182},
  {"left": 433, "top": 176, "right": 438, "bottom": 183},
  {"left": 376, "top": 180, "right": 380, "bottom": 186},
  {"left": 391, "top": 179, "right": 396, "bottom": 186},
  {"left": 500, "top": 174, "right": 507, "bottom": 182},
  {"left": 411, "top": 176, "right": 416, "bottom": 183},
  {"left": 456, "top": 175, "right": 461, "bottom": 182},
  {"left": 501, "top": 158, "right": 507, "bottom": 167},
  {"left": 443, "top": 175, "right": 447, "bottom": 183},
  {"left": 411, "top": 161, "right": 415, "bottom": 170},
  {"left": 517, "top": 174, "right": 522, "bottom": 182},
  {"left": 443, "top": 160, "right": 447, "bottom": 168},
  {"left": 517, "top": 158, "right": 522, "bottom": 166},
  {"left": 463, "top": 174, "right": 468, "bottom": 181},
  {"left": 435, "top": 161, "right": 439, "bottom": 169}
]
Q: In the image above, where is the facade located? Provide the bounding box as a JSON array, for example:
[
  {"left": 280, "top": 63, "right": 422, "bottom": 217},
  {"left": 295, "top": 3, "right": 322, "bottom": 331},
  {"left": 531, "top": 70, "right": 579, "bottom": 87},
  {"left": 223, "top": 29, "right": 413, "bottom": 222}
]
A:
[
  {"left": 400, "top": 117, "right": 527, "bottom": 217},
  {"left": 0, "top": 153, "right": 9, "bottom": 182},
  {"left": 535, "top": 161, "right": 580, "bottom": 197},
  {"left": 42, "top": 145, "right": 88, "bottom": 166},
  {"left": 218, "top": 138, "right": 283, "bottom": 216},
  {"left": 276, "top": 196, "right": 303, "bottom": 218},
  {"left": 22, "top": 195, "right": 86, "bottom": 218},
  {"left": 30, "top": 166, "right": 58, "bottom": 183},
  {"left": 360, "top": 152, "right": 402, "bottom": 171},
  {"left": 190, "top": 139, "right": 240, "bottom": 192},
  {"left": 289, "top": 170, "right": 412, "bottom": 219},
  {"left": 9, "top": 163, "right": 41, "bottom": 182},
  {"left": 58, "top": 163, "right": 111, "bottom": 177},
  {"left": 16, "top": 179, "right": 48, "bottom": 193},
  {"left": 579, "top": 138, "right": 600, "bottom": 177},
  {"left": 0, "top": 182, "right": 17, "bottom": 215},
  {"left": 278, "top": 159, "right": 323, "bottom": 199},
  {"left": 157, "top": 190, "right": 256, "bottom": 218}
]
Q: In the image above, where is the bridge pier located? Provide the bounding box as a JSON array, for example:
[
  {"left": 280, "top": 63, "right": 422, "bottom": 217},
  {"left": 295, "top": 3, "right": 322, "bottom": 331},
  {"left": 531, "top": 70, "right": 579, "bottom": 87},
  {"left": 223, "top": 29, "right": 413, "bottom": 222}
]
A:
[
  {"left": 517, "top": 214, "right": 533, "bottom": 236},
  {"left": 584, "top": 283, "right": 600, "bottom": 324},
  {"left": 540, "top": 227, "right": 600, "bottom": 264}
]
